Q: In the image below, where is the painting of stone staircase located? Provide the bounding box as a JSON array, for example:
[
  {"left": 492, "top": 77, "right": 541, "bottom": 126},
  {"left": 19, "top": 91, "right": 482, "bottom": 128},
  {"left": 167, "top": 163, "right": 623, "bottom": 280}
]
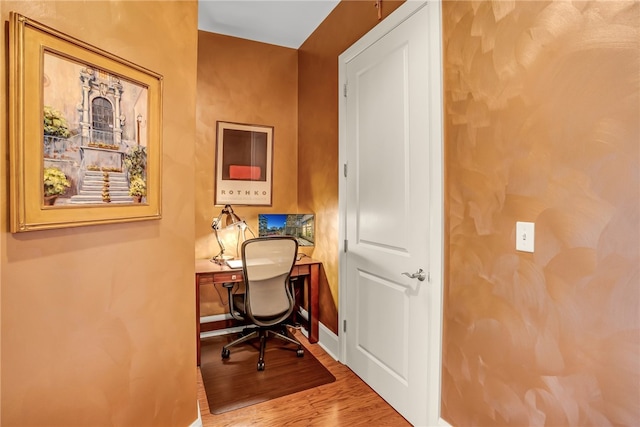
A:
[{"left": 69, "top": 170, "right": 136, "bottom": 204}]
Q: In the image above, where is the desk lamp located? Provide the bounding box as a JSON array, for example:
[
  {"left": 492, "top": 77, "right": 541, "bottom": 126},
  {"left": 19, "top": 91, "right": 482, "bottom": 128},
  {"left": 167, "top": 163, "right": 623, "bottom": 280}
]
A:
[{"left": 211, "top": 204, "right": 255, "bottom": 264}]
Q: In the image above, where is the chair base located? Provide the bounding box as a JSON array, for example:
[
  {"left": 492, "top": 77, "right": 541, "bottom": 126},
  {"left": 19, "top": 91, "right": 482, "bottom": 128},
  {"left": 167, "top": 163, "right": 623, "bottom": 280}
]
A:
[{"left": 221, "top": 325, "right": 304, "bottom": 371}]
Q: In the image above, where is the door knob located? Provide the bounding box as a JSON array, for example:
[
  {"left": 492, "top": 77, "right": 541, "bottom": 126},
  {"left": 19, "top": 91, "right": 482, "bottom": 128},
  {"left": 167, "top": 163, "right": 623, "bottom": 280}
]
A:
[{"left": 401, "top": 268, "right": 426, "bottom": 282}]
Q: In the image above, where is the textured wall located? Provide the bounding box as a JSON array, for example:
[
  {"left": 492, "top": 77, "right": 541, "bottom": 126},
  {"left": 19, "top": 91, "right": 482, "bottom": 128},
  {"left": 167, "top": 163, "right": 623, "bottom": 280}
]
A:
[
  {"left": 0, "top": 1, "right": 198, "bottom": 426},
  {"left": 195, "top": 32, "right": 299, "bottom": 316},
  {"left": 298, "top": 0, "right": 405, "bottom": 333},
  {"left": 441, "top": 1, "right": 639, "bottom": 426}
]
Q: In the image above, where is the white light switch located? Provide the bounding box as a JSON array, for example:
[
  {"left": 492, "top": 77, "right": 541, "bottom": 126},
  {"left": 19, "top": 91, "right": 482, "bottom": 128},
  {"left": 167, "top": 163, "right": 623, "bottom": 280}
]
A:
[{"left": 516, "top": 221, "right": 535, "bottom": 253}]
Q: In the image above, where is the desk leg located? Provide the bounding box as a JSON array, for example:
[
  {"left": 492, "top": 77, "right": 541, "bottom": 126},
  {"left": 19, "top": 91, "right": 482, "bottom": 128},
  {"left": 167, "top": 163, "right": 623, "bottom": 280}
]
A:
[
  {"left": 196, "top": 275, "right": 201, "bottom": 366},
  {"left": 309, "top": 264, "right": 319, "bottom": 344}
]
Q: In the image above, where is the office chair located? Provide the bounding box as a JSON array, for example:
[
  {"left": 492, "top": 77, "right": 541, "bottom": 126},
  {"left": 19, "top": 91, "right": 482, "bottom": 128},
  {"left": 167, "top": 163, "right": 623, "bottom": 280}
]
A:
[{"left": 221, "top": 236, "right": 304, "bottom": 371}]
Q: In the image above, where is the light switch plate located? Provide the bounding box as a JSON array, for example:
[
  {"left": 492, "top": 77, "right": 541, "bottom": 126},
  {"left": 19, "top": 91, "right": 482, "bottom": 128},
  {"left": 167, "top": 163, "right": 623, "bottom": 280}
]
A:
[{"left": 516, "top": 221, "right": 535, "bottom": 253}]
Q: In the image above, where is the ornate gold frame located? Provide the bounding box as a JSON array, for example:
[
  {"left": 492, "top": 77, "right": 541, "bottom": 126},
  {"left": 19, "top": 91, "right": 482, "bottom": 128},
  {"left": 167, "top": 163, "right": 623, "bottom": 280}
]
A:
[{"left": 9, "top": 13, "right": 163, "bottom": 232}]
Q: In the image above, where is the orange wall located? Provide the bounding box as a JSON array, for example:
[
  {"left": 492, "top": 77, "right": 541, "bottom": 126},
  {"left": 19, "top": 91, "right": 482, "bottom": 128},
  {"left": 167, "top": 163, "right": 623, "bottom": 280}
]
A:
[
  {"left": 195, "top": 32, "right": 299, "bottom": 316},
  {"left": 1, "top": 1, "right": 634, "bottom": 425},
  {"left": 441, "top": 1, "right": 639, "bottom": 426},
  {"left": 0, "top": 1, "right": 198, "bottom": 426}
]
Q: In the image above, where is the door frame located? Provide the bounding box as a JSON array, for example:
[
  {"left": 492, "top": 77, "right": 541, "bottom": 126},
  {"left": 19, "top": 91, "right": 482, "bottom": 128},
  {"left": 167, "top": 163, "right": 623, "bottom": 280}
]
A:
[{"left": 337, "top": 1, "right": 447, "bottom": 424}]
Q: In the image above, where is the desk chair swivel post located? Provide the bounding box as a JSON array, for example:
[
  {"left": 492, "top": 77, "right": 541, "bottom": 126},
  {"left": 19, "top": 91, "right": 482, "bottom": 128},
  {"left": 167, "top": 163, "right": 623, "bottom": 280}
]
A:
[{"left": 222, "top": 236, "right": 304, "bottom": 371}]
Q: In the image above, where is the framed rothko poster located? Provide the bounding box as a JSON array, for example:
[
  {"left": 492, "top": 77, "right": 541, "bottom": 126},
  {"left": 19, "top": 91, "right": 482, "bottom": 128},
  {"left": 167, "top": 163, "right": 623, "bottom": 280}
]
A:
[{"left": 214, "top": 121, "right": 273, "bottom": 206}]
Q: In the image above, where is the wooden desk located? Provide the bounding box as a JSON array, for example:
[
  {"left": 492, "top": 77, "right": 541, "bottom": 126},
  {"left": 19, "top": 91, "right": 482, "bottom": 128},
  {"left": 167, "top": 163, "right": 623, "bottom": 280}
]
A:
[{"left": 195, "top": 257, "right": 321, "bottom": 366}]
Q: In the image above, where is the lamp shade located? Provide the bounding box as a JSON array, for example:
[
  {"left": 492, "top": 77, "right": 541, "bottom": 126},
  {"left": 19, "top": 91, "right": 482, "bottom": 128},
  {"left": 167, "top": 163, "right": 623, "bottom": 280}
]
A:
[{"left": 223, "top": 209, "right": 243, "bottom": 229}]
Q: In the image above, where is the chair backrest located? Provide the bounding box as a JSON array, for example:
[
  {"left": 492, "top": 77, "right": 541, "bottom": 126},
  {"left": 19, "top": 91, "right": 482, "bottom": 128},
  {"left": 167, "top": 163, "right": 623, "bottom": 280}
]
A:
[{"left": 241, "top": 236, "right": 298, "bottom": 326}]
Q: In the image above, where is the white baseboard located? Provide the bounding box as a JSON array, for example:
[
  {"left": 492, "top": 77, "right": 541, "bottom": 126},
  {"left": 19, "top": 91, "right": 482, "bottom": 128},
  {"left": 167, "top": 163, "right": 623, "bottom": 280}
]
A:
[
  {"left": 200, "top": 308, "right": 312, "bottom": 340},
  {"left": 294, "top": 307, "right": 339, "bottom": 360},
  {"left": 200, "top": 311, "right": 340, "bottom": 362},
  {"left": 199, "top": 313, "right": 231, "bottom": 324},
  {"left": 200, "top": 325, "right": 245, "bottom": 339},
  {"left": 200, "top": 313, "right": 244, "bottom": 339},
  {"left": 317, "top": 322, "right": 339, "bottom": 361},
  {"left": 189, "top": 402, "right": 203, "bottom": 427}
]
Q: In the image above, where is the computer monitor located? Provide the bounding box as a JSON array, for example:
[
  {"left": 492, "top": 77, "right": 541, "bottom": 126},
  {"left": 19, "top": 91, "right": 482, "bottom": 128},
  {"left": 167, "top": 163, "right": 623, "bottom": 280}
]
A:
[{"left": 258, "top": 214, "right": 315, "bottom": 247}]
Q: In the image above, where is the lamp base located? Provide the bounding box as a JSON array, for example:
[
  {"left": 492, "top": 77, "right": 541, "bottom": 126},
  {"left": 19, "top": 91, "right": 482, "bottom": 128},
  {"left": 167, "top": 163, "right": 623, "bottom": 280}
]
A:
[{"left": 211, "top": 253, "right": 234, "bottom": 265}]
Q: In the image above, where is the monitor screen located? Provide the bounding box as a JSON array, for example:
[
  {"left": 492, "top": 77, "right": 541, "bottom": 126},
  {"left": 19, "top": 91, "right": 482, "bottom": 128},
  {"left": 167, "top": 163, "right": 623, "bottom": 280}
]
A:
[{"left": 258, "top": 214, "right": 315, "bottom": 247}]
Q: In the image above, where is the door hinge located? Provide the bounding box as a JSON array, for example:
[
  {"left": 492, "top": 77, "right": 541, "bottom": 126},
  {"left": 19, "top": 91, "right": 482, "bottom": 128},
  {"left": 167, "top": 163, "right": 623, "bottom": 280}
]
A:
[
  {"left": 343, "top": 319, "right": 347, "bottom": 333},
  {"left": 344, "top": 239, "right": 348, "bottom": 253},
  {"left": 343, "top": 82, "right": 348, "bottom": 98},
  {"left": 343, "top": 163, "right": 348, "bottom": 177}
]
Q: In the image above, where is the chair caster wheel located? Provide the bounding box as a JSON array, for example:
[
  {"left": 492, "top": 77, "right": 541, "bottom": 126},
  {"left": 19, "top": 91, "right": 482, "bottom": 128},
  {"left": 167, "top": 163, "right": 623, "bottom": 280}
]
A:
[
  {"left": 257, "top": 361, "right": 265, "bottom": 371},
  {"left": 297, "top": 348, "right": 304, "bottom": 357},
  {"left": 221, "top": 348, "right": 230, "bottom": 359}
]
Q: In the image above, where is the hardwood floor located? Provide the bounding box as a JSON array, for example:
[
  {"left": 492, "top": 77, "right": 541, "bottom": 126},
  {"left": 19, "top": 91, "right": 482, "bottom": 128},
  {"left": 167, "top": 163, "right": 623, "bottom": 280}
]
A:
[{"left": 197, "top": 330, "right": 411, "bottom": 426}]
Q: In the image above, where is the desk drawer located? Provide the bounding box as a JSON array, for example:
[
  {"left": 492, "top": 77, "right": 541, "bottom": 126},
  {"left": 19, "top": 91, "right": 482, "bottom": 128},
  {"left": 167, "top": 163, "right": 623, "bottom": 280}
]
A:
[
  {"left": 198, "top": 272, "right": 243, "bottom": 285},
  {"left": 292, "top": 265, "right": 310, "bottom": 276}
]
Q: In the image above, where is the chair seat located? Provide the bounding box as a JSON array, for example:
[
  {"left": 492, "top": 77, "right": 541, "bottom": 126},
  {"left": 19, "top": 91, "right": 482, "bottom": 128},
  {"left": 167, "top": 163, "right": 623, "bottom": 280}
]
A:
[{"left": 232, "top": 294, "right": 290, "bottom": 323}]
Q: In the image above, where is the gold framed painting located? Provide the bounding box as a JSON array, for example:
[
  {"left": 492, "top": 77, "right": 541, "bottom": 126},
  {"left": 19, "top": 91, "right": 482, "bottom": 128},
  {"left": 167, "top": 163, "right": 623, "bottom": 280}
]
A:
[
  {"left": 8, "top": 12, "right": 163, "bottom": 232},
  {"left": 215, "top": 121, "right": 273, "bottom": 206}
]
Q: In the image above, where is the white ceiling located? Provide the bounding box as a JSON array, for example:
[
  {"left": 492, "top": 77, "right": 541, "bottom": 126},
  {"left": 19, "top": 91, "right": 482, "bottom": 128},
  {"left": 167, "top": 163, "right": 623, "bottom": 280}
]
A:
[{"left": 198, "top": 0, "right": 339, "bottom": 49}]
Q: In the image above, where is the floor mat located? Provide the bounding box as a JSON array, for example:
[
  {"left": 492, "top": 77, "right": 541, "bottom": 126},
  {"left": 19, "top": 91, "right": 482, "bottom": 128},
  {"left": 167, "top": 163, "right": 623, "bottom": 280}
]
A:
[{"left": 200, "top": 332, "right": 336, "bottom": 414}]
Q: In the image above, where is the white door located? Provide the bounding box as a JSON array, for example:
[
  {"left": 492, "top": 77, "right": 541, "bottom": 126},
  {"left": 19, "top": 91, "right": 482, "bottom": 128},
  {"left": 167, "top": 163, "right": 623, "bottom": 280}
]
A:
[{"left": 339, "top": 2, "right": 444, "bottom": 426}]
